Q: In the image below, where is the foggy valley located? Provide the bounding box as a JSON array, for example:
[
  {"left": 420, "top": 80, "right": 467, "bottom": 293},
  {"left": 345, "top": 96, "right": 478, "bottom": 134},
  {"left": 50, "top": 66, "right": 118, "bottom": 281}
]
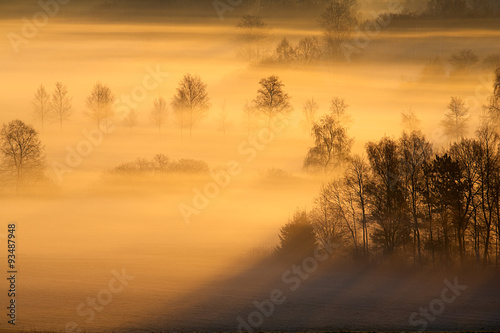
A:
[{"left": 1, "top": 0, "right": 500, "bottom": 332}]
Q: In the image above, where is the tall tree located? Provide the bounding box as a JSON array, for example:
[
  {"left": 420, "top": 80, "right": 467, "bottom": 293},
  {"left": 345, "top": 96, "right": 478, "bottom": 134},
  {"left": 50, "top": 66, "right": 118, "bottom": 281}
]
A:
[
  {"left": 345, "top": 155, "right": 370, "bottom": 261},
  {"left": 253, "top": 75, "right": 293, "bottom": 129},
  {"left": 366, "top": 137, "right": 411, "bottom": 258},
  {"left": 50, "top": 82, "right": 72, "bottom": 133},
  {"left": 150, "top": 97, "right": 168, "bottom": 138},
  {"left": 85, "top": 82, "right": 115, "bottom": 129},
  {"left": 441, "top": 97, "right": 470, "bottom": 141},
  {"left": 31, "top": 85, "right": 50, "bottom": 131},
  {"left": 0, "top": 120, "right": 45, "bottom": 191},
  {"left": 319, "top": 0, "right": 359, "bottom": 58},
  {"left": 399, "top": 131, "right": 433, "bottom": 265},
  {"left": 171, "top": 74, "right": 210, "bottom": 142}
]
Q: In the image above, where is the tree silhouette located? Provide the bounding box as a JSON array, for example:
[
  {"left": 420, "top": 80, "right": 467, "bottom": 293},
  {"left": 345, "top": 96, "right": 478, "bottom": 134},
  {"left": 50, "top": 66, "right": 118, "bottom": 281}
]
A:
[
  {"left": 276, "top": 209, "right": 317, "bottom": 260},
  {"left": 366, "top": 137, "right": 411, "bottom": 257},
  {"left": 31, "top": 85, "right": 50, "bottom": 131},
  {"left": 85, "top": 82, "right": 115, "bottom": 130},
  {"left": 304, "top": 107, "right": 353, "bottom": 173},
  {"left": 171, "top": 74, "right": 210, "bottom": 142},
  {"left": 150, "top": 97, "right": 168, "bottom": 138},
  {"left": 123, "top": 110, "right": 138, "bottom": 136},
  {"left": 295, "top": 37, "right": 321, "bottom": 64},
  {"left": 319, "top": 0, "right": 359, "bottom": 58},
  {"left": 253, "top": 75, "right": 293, "bottom": 129},
  {"left": 329, "top": 97, "right": 351, "bottom": 125},
  {"left": 344, "top": 155, "right": 370, "bottom": 261},
  {"left": 0, "top": 120, "right": 45, "bottom": 191},
  {"left": 399, "top": 131, "right": 433, "bottom": 264},
  {"left": 50, "top": 82, "right": 72, "bottom": 133},
  {"left": 441, "top": 97, "right": 470, "bottom": 141}
]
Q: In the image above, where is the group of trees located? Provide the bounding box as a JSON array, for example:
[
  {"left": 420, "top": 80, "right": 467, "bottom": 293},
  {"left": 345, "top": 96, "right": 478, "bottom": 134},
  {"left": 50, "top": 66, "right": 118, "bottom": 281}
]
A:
[
  {"left": 83, "top": 75, "right": 210, "bottom": 142},
  {"left": 32, "top": 82, "right": 72, "bottom": 132},
  {"left": 31, "top": 74, "right": 297, "bottom": 141},
  {"left": 276, "top": 67, "right": 500, "bottom": 268}
]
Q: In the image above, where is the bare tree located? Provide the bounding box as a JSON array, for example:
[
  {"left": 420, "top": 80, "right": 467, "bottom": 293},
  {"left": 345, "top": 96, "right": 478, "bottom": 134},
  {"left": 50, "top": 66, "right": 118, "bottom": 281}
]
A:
[
  {"left": 31, "top": 85, "right": 50, "bottom": 130},
  {"left": 319, "top": 0, "right": 359, "bottom": 57},
  {"left": 345, "top": 155, "right": 370, "bottom": 261},
  {"left": 217, "top": 100, "right": 231, "bottom": 137},
  {"left": 301, "top": 98, "right": 320, "bottom": 131},
  {"left": 123, "top": 110, "right": 138, "bottom": 136},
  {"left": 171, "top": 74, "right": 210, "bottom": 142},
  {"left": 0, "top": 120, "right": 45, "bottom": 191},
  {"left": 399, "top": 131, "right": 433, "bottom": 265},
  {"left": 253, "top": 75, "right": 293, "bottom": 129},
  {"left": 311, "top": 182, "right": 349, "bottom": 250},
  {"left": 50, "top": 82, "right": 72, "bottom": 133},
  {"left": 441, "top": 96, "right": 470, "bottom": 141},
  {"left": 295, "top": 37, "right": 322, "bottom": 65},
  {"left": 85, "top": 82, "right": 116, "bottom": 130},
  {"left": 150, "top": 97, "right": 168, "bottom": 138},
  {"left": 401, "top": 107, "right": 421, "bottom": 132}
]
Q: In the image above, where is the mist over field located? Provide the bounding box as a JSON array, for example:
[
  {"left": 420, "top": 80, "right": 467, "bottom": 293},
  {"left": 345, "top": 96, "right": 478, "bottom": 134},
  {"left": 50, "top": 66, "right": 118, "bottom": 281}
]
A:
[{"left": 1, "top": 0, "right": 500, "bottom": 332}]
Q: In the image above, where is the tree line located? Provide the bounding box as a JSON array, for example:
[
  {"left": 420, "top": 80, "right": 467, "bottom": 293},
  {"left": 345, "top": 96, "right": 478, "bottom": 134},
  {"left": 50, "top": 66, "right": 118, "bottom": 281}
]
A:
[{"left": 277, "top": 67, "right": 500, "bottom": 268}]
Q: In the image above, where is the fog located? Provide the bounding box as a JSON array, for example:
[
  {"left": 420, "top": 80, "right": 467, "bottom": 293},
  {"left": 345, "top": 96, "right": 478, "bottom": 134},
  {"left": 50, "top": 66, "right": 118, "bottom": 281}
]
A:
[{"left": 1, "top": 2, "right": 500, "bottom": 332}]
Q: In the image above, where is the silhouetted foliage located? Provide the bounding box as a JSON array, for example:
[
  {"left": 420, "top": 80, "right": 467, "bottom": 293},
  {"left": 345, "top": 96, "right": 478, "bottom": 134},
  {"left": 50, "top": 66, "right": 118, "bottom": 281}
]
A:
[
  {"left": 276, "top": 210, "right": 317, "bottom": 260},
  {"left": 252, "top": 75, "right": 292, "bottom": 128},
  {"left": 0, "top": 120, "right": 45, "bottom": 191},
  {"left": 171, "top": 74, "right": 210, "bottom": 142},
  {"left": 85, "top": 82, "right": 116, "bottom": 129}
]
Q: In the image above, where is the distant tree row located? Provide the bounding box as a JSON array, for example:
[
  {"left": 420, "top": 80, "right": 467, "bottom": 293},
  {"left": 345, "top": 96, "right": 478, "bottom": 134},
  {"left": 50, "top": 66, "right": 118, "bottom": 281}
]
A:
[{"left": 31, "top": 74, "right": 297, "bottom": 141}]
